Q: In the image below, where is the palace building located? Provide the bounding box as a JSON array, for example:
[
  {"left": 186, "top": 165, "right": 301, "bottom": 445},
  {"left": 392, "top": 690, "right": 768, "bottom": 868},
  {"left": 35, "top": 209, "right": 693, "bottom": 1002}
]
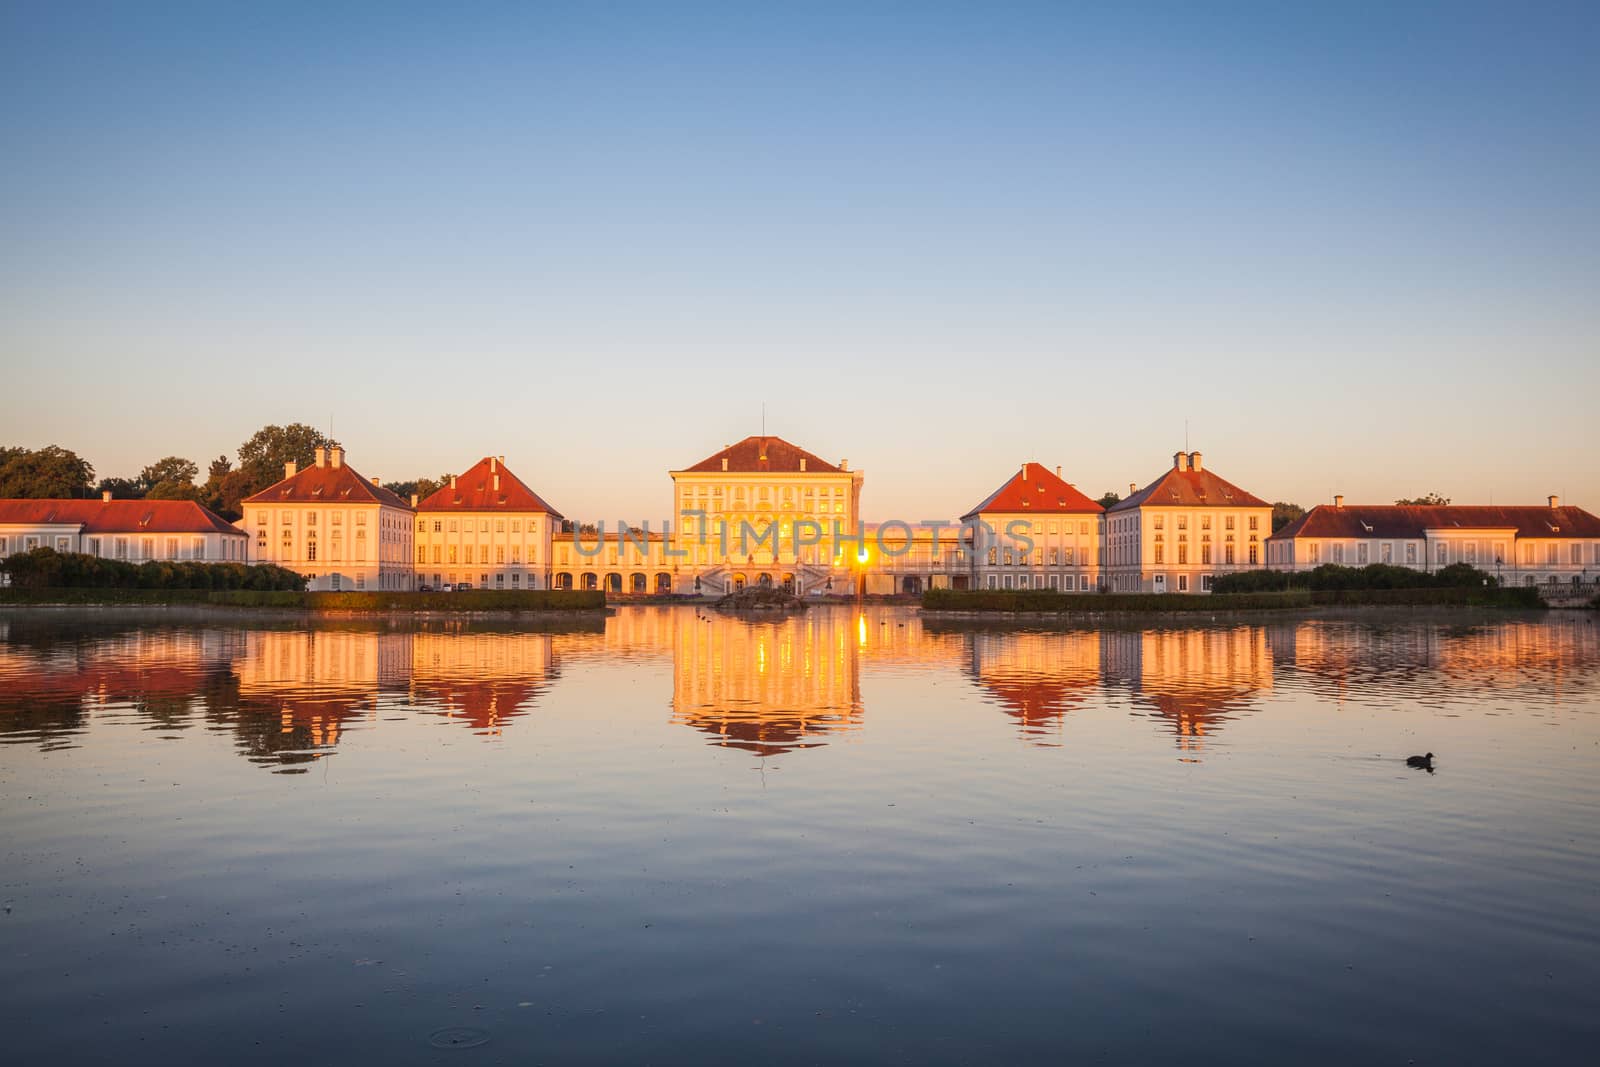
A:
[
  {"left": 0, "top": 494, "right": 247, "bottom": 564},
  {"left": 1266, "top": 496, "right": 1600, "bottom": 588},
  {"left": 961, "top": 462, "right": 1104, "bottom": 592},
  {"left": 1104, "top": 452, "right": 1272, "bottom": 593},
  {"left": 242, "top": 446, "right": 414, "bottom": 591},
  {"left": 413, "top": 455, "right": 562, "bottom": 591},
  {"left": 666, "top": 435, "right": 864, "bottom": 596}
]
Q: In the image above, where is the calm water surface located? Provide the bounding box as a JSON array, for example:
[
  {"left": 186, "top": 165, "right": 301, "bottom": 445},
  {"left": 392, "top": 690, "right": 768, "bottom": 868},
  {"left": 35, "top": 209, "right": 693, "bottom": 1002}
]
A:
[{"left": 2, "top": 605, "right": 1598, "bottom": 1065}]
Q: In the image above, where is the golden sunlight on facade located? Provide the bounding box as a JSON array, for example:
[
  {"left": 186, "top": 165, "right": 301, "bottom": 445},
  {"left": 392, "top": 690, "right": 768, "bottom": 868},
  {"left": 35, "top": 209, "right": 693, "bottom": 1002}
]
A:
[
  {"left": 1105, "top": 452, "right": 1272, "bottom": 594},
  {"left": 962, "top": 462, "right": 1104, "bottom": 593},
  {"left": 413, "top": 456, "right": 562, "bottom": 592},
  {"left": 243, "top": 446, "right": 415, "bottom": 591}
]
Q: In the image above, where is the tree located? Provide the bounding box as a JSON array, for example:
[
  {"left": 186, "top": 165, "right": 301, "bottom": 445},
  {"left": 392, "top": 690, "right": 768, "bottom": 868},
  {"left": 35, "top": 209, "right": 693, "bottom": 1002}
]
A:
[
  {"left": 96, "top": 476, "right": 146, "bottom": 499},
  {"left": 236, "top": 423, "right": 337, "bottom": 486},
  {"left": 1395, "top": 493, "right": 1450, "bottom": 506},
  {"left": 219, "top": 423, "right": 339, "bottom": 519},
  {"left": 140, "top": 456, "right": 199, "bottom": 488},
  {"left": 1097, "top": 491, "right": 1121, "bottom": 509},
  {"left": 384, "top": 473, "right": 453, "bottom": 503},
  {"left": 1271, "top": 501, "right": 1305, "bottom": 533},
  {"left": 0, "top": 445, "right": 95, "bottom": 498},
  {"left": 207, "top": 455, "right": 232, "bottom": 480}
]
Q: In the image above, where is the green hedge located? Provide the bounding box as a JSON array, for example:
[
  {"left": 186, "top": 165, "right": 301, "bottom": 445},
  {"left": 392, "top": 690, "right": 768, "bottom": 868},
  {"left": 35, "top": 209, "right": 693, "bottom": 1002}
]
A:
[
  {"left": 304, "top": 590, "right": 605, "bottom": 612},
  {"left": 0, "top": 587, "right": 227, "bottom": 605},
  {"left": 1213, "top": 562, "right": 1501, "bottom": 594},
  {"left": 921, "top": 585, "right": 1541, "bottom": 613},
  {"left": 0, "top": 548, "right": 305, "bottom": 590}
]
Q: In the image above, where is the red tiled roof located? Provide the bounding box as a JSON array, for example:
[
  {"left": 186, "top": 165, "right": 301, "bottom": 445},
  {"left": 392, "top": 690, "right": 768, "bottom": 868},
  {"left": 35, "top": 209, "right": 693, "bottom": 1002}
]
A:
[
  {"left": 1270, "top": 504, "right": 1600, "bottom": 541},
  {"left": 243, "top": 456, "right": 411, "bottom": 509},
  {"left": 416, "top": 457, "right": 562, "bottom": 517},
  {"left": 1109, "top": 464, "right": 1269, "bottom": 511},
  {"left": 0, "top": 498, "right": 243, "bottom": 535},
  {"left": 961, "top": 463, "right": 1103, "bottom": 520},
  {"left": 679, "top": 436, "right": 841, "bottom": 474}
]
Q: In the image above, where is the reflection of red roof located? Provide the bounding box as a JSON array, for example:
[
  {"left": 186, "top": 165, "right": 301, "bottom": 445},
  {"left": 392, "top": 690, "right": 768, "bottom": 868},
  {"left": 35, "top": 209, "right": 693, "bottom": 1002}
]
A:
[
  {"left": 679, "top": 436, "right": 841, "bottom": 474},
  {"left": 416, "top": 457, "right": 562, "bottom": 517},
  {"left": 0, "top": 498, "right": 242, "bottom": 535},
  {"left": 1271, "top": 504, "right": 1600, "bottom": 541},
  {"left": 411, "top": 679, "right": 545, "bottom": 732},
  {"left": 1109, "top": 464, "right": 1268, "bottom": 511},
  {"left": 979, "top": 675, "right": 1089, "bottom": 742},
  {"left": 962, "top": 463, "right": 1103, "bottom": 520},
  {"left": 243, "top": 458, "right": 410, "bottom": 508}
]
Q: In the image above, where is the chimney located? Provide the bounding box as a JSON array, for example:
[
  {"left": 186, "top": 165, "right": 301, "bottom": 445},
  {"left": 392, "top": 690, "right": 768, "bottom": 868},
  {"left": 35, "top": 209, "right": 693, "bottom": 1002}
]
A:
[
  {"left": 1021, "top": 461, "right": 1028, "bottom": 478},
  {"left": 799, "top": 458, "right": 806, "bottom": 472},
  {"left": 314, "top": 446, "right": 327, "bottom": 468},
  {"left": 371, "top": 476, "right": 380, "bottom": 487},
  {"left": 102, "top": 490, "right": 113, "bottom": 503},
  {"left": 450, "top": 475, "right": 458, "bottom": 489},
  {"left": 330, "top": 446, "right": 343, "bottom": 469},
  {"left": 1173, "top": 451, "right": 1186, "bottom": 471},
  {"left": 285, "top": 460, "right": 298, "bottom": 479},
  {"left": 721, "top": 458, "right": 729, "bottom": 472},
  {"left": 1549, "top": 494, "right": 1560, "bottom": 508},
  {"left": 1055, "top": 465, "right": 1062, "bottom": 478},
  {"left": 498, "top": 455, "right": 505, "bottom": 465},
  {"left": 1129, "top": 482, "right": 1137, "bottom": 496},
  {"left": 410, "top": 494, "right": 418, "bottom": 507},
  {"left": 493, "top": 474, "right": 500, "bottom": 491},
  {"left": 841, "top": 458, "right": 849, "bottom": 471},
  {"left": 1334, "top": 494, "right": 1344, "bottom": 508},
  {"left": 1190, "top": 451, "right": 1203, "bottom": 472},
  {"left": 489, "top": 456, "right": 497, "bottom": 473}
]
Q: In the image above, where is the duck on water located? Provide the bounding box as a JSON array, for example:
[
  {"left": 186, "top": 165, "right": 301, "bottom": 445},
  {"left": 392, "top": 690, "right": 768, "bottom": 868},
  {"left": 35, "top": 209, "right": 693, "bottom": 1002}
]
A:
[{"left": 1406, "top": 752, "right": 1436, "bottom": 772}]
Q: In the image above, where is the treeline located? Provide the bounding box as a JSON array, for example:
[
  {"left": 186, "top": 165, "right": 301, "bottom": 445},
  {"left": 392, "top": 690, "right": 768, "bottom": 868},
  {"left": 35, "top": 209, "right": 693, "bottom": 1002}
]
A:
[
  {"left": 2, "top": 424, "right": 460, "bottom": 522},
  {"left": 922, "top": 583, "right": 1541, "bottom": 613},
  {"left": 1, "top": 548, "right": 306, "bottom": 591},
  {"left": 1213, "top": 562, "right": 1497, "bottom": 594}
]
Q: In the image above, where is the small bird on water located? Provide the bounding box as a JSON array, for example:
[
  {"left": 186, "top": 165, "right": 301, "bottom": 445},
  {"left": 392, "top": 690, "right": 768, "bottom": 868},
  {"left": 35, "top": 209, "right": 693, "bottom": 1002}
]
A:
[{"left": 1406, "top": 752, "right": 1435, "bottom": 771}]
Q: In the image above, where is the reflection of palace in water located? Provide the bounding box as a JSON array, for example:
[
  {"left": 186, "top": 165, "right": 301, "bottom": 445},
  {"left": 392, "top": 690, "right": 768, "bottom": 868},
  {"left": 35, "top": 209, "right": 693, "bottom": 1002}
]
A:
[
  {"left": 6, "top": 609, "right": 1596, "bottom": 766},
  {"left": 1100, "top": 627, "right": 1274, "bottom": 752},
  {"left": 964, "top": 631, "right": 1102, "bottom": 746},
  {"left": 670, "top": 610, "right": 863, "bottom": 755}
]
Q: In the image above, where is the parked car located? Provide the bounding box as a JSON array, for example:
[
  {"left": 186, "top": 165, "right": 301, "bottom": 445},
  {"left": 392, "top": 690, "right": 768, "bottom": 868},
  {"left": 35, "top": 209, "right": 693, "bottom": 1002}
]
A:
[
  {"left": 417, "top": 584, "right": 433, "bottom": 593},
  {"left": 437, "top": 583, "right": 453, "bottom": 593},
  {"left": 456, "top": 582, "right": 473, "bottom": 591}
]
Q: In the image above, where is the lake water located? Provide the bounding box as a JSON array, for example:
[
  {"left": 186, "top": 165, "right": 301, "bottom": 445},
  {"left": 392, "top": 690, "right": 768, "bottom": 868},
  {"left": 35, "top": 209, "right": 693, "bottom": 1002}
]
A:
[{"left": 2, "top": 605, "right": 1598, "bottom": 1065}]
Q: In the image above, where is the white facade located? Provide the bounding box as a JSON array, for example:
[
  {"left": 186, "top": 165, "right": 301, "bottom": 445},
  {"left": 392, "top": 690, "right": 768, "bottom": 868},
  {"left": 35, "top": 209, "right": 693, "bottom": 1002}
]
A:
[
  {"left": 0, "top": 494, "right": 247, "bottom": 563},
  {"left": 1104, "top": 452, "right": 1272, "bottom": 594},
  {"left": 413, "top": 456, "right": 561, "bottom": 591},
  {"left": 244, "top": 447, "right": 414, "bottom": 591}
]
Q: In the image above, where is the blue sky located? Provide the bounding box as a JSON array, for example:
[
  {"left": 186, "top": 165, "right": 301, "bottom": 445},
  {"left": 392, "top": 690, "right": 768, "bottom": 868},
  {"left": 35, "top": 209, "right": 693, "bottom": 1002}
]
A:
[{"left": 2, "top": 1, "right": 1596, "bottom": 519}]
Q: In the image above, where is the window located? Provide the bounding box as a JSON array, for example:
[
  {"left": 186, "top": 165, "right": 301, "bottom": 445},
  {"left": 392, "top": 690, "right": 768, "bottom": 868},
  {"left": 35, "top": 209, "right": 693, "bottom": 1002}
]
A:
[
  {"left": 192, "top": 537, "right": 205, "bottom": 559},
  {"left": 306, "top": 536, "right": 317, "bottom": 561},
  {"left": 433, "top": 547, "right": 441, "bottom": 564},
  {"left": 1225, "top": 516, "right": 1235, "bottom": 531},
  {"left": 356, "top": 513, "right": 366, "bottom": 526},
  {"left": 1178, "top": 544, "right": 1188, "bottom": 565},
  {"left": 1201, "top": 516, "right": 1211, "bottom": 530},
  {"left": 1079, "top": 522, "right": 1088, "bottom": 535},
  {"left": 1405, "top": 543, "right": 1417, "bottom": 565},
  {"left": 1177, "top": 516, "right": 1187, "bottom": 531},
  {"left": 1437, "top": 543, "right": 1448, "bottom": 564},
  {"left": 1248, "top": 543, "right": 1259, "bottom": 565},
  {"left": 1574, "top": 544, "right": 1584, "bottom": 565},
  {"left": 1154, "top": 515, "right": 1164, "bottom": 530},
  {"left": 1177, "top": 574, "right": 1189, "bottom": 592},
  {"left": 1309, "top": 543, "right": 1320, "bottom": 564},
  {"left": 1202, "top": 544, "right": 1212, "bottom": 565},
  {"left": 496, "top": 546, "right": 505, "bottom": 564},
  {"left": 281, "top": 512, "right": 292, "bottom": 525},
  {"left": 1248, "top": 516, "right": 1259, "bottom": 531},
  {"left": 417, "top": 520, "right": 425, "bottom": 532},
  {"left": 1154, "top": 545, "right": 1164, "bottom": 565},
  {"left": 1381, "top": 542, "right": 1393, "bottom": 563},
  {"left": 1201, "top": 575, "right": 1213, "bottom": 591},
  {"left": 1225, "top": 544, "right": 1235, "bottom": 565},
  {"left": 307, "top": 512, "right": 316, "bottom": 527},
  {"left": 1049, "top": 548, "right": 1058, "bottom": 565},
  {"left": 434, "top": 521, "right": 443, "bottom": 533},
  {"left": 1358, "top": 543, "right": 1369, "bottom": 564},
  {"left": 1331, "top": 544, "right": 1343, "bottom": 564}
]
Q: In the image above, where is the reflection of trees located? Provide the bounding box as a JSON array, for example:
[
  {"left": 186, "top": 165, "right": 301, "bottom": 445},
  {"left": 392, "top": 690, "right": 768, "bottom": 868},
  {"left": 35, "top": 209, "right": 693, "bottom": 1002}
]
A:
[{"left": 1265, "top": 617, "right": 1600, "bottom": 706}]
